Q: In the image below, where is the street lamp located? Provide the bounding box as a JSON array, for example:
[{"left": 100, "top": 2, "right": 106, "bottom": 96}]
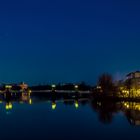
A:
[{"left": 52, "top": 84, "right": 56, "bottom": 91}]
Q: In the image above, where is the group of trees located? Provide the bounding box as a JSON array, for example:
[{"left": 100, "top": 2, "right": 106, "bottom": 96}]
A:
[
  {"left": 97, "top": 73, "right": 140, "bottom": 98},
  {"left": 98, "top": 73, "right": 114, "bottom": 92},
  {"left": 97, "top": 73, "right": 117, "bottom": 96}
]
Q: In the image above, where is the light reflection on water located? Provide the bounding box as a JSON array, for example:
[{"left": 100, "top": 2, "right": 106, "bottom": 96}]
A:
[{"left": 0, "top": 92, "right": 140, "bottom": 140}]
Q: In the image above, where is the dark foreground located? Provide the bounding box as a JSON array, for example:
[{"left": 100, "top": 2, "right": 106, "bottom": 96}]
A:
[{"left": 0, "top": 92, "right": 140, "bottom": 140}]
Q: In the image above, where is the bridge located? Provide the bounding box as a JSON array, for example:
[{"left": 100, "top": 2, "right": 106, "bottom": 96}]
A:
[{"left": 31, "top": 90, "right": 92, "bottom": 94}]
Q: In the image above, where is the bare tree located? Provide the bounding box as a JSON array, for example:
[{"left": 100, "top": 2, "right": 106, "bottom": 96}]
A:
[{"left": 98, "top": 73, "right": 114, "bottom": 96}]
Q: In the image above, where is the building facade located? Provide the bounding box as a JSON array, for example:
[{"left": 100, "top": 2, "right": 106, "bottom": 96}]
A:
[{"left": 123, "top": 71, "right": 140, "bottom": 97}]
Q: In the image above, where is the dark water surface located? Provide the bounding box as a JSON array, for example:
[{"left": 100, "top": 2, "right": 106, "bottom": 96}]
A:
[{"left": 0, "top": 94, "right": 140, "bottom": 140}]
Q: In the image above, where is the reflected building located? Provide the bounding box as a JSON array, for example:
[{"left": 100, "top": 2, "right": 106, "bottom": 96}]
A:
[
  {"left": 21, "top": 92, "right": 31, "bottom": 102},
  {"left": 126, "top": 110, "right": 140, "bottom": 126},
  {"left": 122, "top": 102, "right": 140, "bottom": 125},
  {"left": 19, "top": 82, "right": 28, "bottom": 91}
]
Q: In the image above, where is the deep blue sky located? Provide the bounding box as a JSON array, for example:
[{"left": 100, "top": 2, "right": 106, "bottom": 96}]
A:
[{"left": 0, "top": 0, "right": 140, "bottom": 85}]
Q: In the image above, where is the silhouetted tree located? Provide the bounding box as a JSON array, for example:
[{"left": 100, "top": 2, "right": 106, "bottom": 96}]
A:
[
  {"left": 98, "top": 73, "right": 114, "bottom": 96},
  {"left": 90, "top": 100, "right": 119, "bottom": 124}
]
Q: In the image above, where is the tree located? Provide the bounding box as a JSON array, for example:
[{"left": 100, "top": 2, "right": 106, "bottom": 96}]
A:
[{"left": 98, "top": 73, "right": 114, "bottom": 95}]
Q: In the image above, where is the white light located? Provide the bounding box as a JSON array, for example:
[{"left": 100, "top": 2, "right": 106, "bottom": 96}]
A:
[{"left": 52, "top": 84, "right": 56, "bottom": 88}]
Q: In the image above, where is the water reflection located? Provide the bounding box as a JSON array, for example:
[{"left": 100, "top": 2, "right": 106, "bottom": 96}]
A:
[
  {"left": 1, "top": 91, "right": 140, "bottom": 126},
  {"left": 91, "top": 100, "right": 140, "bottom": 126}
]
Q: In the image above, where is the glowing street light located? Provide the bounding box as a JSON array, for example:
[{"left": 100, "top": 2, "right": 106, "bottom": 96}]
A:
[
  {"left": 75, "top": 85, "right": 79, "bottom": 89},
  {"left": 52, "top": 84, "right": 56, "bottom": 92},
  {"left": 5, "top": 85, "right": 12, "bottom": 89},
  {"left": 52, "top": 84, "right": 56, "bottom": 88}
]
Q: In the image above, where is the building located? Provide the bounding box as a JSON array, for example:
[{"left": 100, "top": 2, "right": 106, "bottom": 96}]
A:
[
  {"left": 125, "top": 71, "right": 140, "bottom": 89},
  {"left": 122, "top": 71, "right": 140, "bottom": 97},
  {"left": 1, "top": 82, "right": 28, "bottom": 92},
  {"left": 19, "top": 82, "right": 28, "bottom": 90},
  {"left": 126, "top": 71, "right": 140, "bottom": 80}
]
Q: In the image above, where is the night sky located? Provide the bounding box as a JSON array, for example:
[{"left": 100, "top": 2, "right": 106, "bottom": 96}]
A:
[{"left": 0, "top": 0, "right": 140, "bottom": 85}]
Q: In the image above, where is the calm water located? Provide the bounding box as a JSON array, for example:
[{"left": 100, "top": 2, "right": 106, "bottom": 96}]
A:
[{"left": 0, "top": 93, "right": 140, "bottom": 140}]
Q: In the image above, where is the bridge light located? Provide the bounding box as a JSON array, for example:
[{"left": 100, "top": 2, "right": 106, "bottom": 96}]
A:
[
  {"left": 29, "top": 99, "right": 32, "bottom": 105},
  {"left": 5, "top": 104, "right": 9, "bottom": 110},
  {"left": 5, "top": 103, "right": 13, "bottom": 110},
  {"left": 28, "top": 90, "right": 32, "bottom": 96},
  {"left": 9, "top": 103, "right": 13, "bottom": 109},
  {"left": 75, "top": 85, "right": 78, "bottom": 89},
  {"left": 28, "top": 90, "right": 32, "bottom": 93},
  {"left": 75, "top": 101, "right": 79, "bottom": 109},
  {"left": 52, "top": 84, "right": 56, "bottom": 88},
  {"left": 5, "top": 85, "right": 12, "bottom": 89},
  {"left": 97, "top": 86, "right": 101, "bottom": 89},
  {"left": 52, "top": 102, "right": 56, "bottom": 110}
]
